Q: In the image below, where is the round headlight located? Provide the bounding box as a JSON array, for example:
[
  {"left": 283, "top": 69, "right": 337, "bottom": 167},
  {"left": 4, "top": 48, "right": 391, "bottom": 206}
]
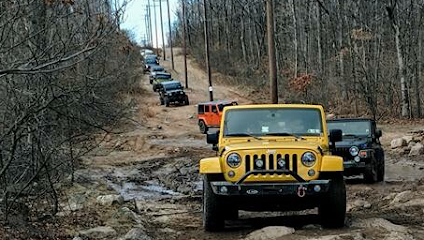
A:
[
  {"left": 255, "top": 159, "right": 264, "bottom": 168},
  {"left": 226, "top": 153, "right": 241, "bottom": 168},
  {"left": 301, "top": 152, "right": 316, "bottom": 167},
  {"left": 349, "top": 146, "right": 359, "bottom": 156}
]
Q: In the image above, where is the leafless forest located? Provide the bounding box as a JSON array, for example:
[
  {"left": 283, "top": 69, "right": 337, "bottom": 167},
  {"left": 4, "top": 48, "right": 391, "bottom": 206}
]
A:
[
  {"left": 0, "top": 0, "right": 140, "bottom": 222},
  {"left": 173, "top": 0, "right": 424, "bottom": 119}
]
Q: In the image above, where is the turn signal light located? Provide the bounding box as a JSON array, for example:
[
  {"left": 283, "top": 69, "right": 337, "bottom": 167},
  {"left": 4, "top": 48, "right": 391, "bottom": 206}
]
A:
[{"left": 359, "top": 150, "right": 368, "bottom": 158}]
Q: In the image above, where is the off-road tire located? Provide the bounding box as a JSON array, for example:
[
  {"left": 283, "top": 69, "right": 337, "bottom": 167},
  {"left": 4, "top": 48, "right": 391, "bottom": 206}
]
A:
[
  {"left": 377, "top": 152, "right": 385, "bottom": 182},
  {"left": 160, "top": 97, "right": 164, "bottom": 105},
  {"left": 149, "top": 79, "right": 153, "bottom": 84},
  {"left": 184, "top": 96, "right": 190, "bottom": 105},
  {"left": 364, "top": 157, "right": 378, "bottom": 183},
  {"left": 203, "top": 175, "right": 224, "bottom": 231},
  {"left": 164, "top": 97, "right": 170, "bottom": 107},
  {"left": 199, "top": 120, "right": 208, "bottom": 134},
  {"left": 153, "top": 85, "right": 157, "bottom": 92},
  {"left": 319, "top": 175, "right": 346, "bottom": 229}
]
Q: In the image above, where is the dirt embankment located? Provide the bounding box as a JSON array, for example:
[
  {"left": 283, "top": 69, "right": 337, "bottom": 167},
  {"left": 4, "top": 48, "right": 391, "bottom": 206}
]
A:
[{"left": 22, "top": 48, "right": 424, "bottom": 240}]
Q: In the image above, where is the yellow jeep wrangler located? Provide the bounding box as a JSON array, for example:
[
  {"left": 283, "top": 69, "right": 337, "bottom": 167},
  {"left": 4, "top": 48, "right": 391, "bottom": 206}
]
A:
[{"left": 200, "top": 104, "right": 346, "bottom": 231}]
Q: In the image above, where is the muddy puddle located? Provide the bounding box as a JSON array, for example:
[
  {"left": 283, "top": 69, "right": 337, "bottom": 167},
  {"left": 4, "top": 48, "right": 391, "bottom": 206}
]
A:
[{"left": 107, "top": 179, "right": 181, "bottom": 201}]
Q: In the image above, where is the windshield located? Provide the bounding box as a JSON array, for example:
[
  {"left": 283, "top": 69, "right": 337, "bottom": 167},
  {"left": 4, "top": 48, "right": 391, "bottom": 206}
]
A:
[
  {"left": 165, "top": 83, "right": 182, "bottom": 90},
  {"left": 328, "top": 121, "right": 371, "bottom": 137},
  {"left": 152, "top": 67, "right": 164, "bottom": 72},
  {"left": 145, "top": 59, "right": 156, "bottom": 64},
  {"left": 223, "top": 108, "right": 323, "bottom": 137},
  {"left": 156, "top": 74, "right": 171, "bottom": 79}
]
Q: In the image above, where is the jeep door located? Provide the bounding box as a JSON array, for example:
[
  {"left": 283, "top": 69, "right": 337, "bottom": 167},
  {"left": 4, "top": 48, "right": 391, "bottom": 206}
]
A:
[{"left": 209, "top": 105, "right": 220, "bottom": 127}]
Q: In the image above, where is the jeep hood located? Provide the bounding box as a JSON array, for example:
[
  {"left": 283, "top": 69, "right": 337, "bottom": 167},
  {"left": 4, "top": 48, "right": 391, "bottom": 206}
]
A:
[
  {"left": 335, "top": 138, "right": 369, "bottom": 148},
  {"left": 222, "top": 140, "right": 323, "bottom": 152}
]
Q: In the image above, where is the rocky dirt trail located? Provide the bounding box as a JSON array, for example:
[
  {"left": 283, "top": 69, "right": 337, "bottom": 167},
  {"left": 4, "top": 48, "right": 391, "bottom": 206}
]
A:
[{"left": 66, "top": 49, "right": 424, "bottom": 240}]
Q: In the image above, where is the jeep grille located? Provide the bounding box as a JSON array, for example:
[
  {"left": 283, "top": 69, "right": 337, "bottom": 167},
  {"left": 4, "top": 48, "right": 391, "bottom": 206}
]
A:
[{"left": 245, "top": 153, "right": 298, "bottom": 174}]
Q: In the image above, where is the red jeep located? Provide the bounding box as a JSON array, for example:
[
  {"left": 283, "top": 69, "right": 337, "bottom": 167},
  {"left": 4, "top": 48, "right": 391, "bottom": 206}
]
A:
[{"left": 197, "top": 100, "right": 238, "bottom": 134}]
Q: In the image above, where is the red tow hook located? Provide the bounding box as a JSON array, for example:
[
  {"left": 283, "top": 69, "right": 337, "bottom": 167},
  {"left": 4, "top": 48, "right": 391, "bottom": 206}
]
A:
[{"left": 297, "top": 185, "right": 307, "bottom": 198}]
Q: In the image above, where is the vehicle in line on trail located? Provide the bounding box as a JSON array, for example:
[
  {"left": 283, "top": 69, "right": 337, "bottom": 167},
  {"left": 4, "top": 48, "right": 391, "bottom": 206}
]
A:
[
  {"left": 197, "top": 100, "right": 238, "bottom": 134},
  {"left": 148, "top": 65, "right": 165, "bottom": 76},
  {"left": 200, "top": 104, "right": 346, "bottom": 231},
  {"left": 141, "top": 49, "right": 154, "bottom": 57},
  {"left": 327, "top": 118, "right": 384, "bottom": 183},
  {"left": 143, "top": 58, "right": 159, "bottom": 73},
  {"left": 158, "top": 81, "right": 189, "bottom": 107},
  {"left": 151, "top": 72, "right": 172, "bottom": 91}
]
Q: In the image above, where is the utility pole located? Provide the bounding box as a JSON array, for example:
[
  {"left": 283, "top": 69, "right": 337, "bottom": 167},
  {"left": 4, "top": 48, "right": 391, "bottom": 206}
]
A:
[
  {"left": 266, "top": 0, "right": 278, "bottom": 104},
  {"left": 182, "top": 0, "right": 188, "bottom": 88},
  {"left": 148, "top": 0, "right": 154, "bottom": 47},
  {"left": 158, "top": 0, "right": 166, "bottom": 60},
  {"left": 203, "top": 0, "right": 213, "bottom": 101},
  {"left": 153, "top": 2, "right": 159, "bottom": 55},
  {"left": 167, "top": 0, "right": 174, "bottom": 70}
]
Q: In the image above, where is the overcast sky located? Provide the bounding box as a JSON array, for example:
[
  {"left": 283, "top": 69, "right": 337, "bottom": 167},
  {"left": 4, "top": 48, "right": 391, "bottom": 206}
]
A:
[{"left": 120, "top": 0, "right": 179, "bottom": 46}]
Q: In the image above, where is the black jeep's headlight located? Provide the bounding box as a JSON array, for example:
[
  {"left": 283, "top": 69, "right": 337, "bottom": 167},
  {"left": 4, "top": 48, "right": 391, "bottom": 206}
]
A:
[
  {"left": 301, "top": 152, "right": 316, "bottom": 167},
  {"left": 349, "top": 146, "right": 359, "bottom": 156},
  {"left": 226, "top": 153, "right": 241, "bottom": 168}
]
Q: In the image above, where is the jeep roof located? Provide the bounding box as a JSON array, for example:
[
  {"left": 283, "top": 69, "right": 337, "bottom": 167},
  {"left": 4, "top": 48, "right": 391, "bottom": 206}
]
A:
[
  {"left": 161, "top": 80, "right": 183, "bottom": 90},
  {"left": 151, "top": 66, "right": 164, "bottom": 71},
  {"left": 199, "top": 100, "right": 237, "bottom": 106}
]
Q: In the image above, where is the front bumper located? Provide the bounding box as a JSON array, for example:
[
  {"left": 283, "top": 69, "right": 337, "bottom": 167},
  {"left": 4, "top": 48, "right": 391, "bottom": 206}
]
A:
[
  {"left": 344, "top": 160, "right": 366, "bottom": 169},
  {"left": 211, "top": 180, "right": 330, "bottom": 196}
]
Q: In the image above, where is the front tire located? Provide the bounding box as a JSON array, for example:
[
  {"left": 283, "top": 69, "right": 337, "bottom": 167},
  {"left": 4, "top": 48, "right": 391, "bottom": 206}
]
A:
[
  {"left": 377, "top": 152, "right": 385, "bottom": 182},
  {"left": 364, "top": 157, "right": 378, "bottom": 183},
  {"left": 160, "top": 97, "right": 164, "bottom": 105},
  {"left": 199, "top": 120, "right": 208, "bottom": 134},
  {"left": 319, "top": 175, "right": 346, "bottom": 229},
  {"left": 203, "top": 175, "right": 224, "bottom": 231},
  {"left": 184, "top": 96, "right": 190, "bottom": 105},
  {"left": 164, "top": 97, "right": 170, "bottom": 107}
]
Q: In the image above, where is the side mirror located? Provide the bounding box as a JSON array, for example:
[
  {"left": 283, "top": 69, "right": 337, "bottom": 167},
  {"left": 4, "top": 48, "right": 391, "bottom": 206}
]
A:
[
  {"left": 207, "top": 131, "right": 219, "bottom": 145},
  {"left": 329, "top": 129, "right": 343, "bottom": 143},
  {"left": 375, "top": 129, "right": 382, "bottom": 138}
]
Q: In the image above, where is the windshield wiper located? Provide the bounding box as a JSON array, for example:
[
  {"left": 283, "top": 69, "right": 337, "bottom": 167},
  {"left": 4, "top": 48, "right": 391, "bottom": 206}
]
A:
[
  {"left": 343, "top": 134, "right": 360, "bottom": 137},
  {"left": 226, "top": 133, "right": 262, "bottom": 140},
  {"left": 265, "top": 132, "right": 305, "bottom": 140}
]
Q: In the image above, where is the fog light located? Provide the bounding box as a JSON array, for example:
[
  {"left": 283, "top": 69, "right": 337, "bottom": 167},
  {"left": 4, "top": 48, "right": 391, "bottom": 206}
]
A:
[
  {"left": 308, "top": 169, "right": 315, "bottom": 176},
  {"left": 255, "top": 159, "right": 264, "bottom": 168},
  {"left": 228, "top": 171, "right": 235, "bottom": 178},
  {"left": 354, "top": 156, "right": 361, "bottom": 162},
  {"left": 220, "top": 186, "right": 228, "bottom": 193},
  {"left": 314, "top": 185, "right": 321, "bottom": 192}
]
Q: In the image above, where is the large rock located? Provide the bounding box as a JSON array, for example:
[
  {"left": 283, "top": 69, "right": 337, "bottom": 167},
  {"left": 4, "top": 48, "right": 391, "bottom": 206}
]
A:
[
  {"left": 79, "top": 226, "right": 117, "bottom": 239},
  {"left": 390, "top": 191, "right": 413, "bottom": 205},
  {"left": 109, "top": 207, "right": 144, "bottom": 225},
  {"left": 96, "top": 194, "right": 124, "bottom": 206},
  {"left": 308, "top": 232, "right": 365, "bottom": 240},
  {"left": 391, "top": 138, "right": 407, "bottom": 149},
  {"left": 409, "top": 143, "right": 424, "bottom": 156},
  {"left": 402, "top": 136, "right": 414, "bottom": 144},
  {"left": 63, "top": 194, "right": 87, "bottom": 211},
  {"left": 245, "top": 226, "right": 295, "bottom": 240},
  {"left": 120, "top": 228, "right": 152, "bottom": 240},
  {"left": 351, "top": 218, "right": 407, "bottom": 233},
  {"left": 348, "top": 199, "right": 371, "bottom": 212}
]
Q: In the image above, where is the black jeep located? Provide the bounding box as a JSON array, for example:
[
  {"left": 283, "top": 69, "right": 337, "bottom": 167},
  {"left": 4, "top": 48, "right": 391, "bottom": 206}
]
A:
[
  {"left": 158, "top": 81, "right": 189, "bottom": 107},
  {"left": 328, "top": 118, "right": 384, "bottom": 183}
]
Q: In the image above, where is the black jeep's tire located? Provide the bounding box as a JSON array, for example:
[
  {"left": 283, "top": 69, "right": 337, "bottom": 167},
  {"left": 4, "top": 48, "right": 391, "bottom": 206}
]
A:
[
  {"left": 149, "top": 79, "right": 153, "bottom": 84},
  {"left": 184, "top": 96, "right": 190, "bottom": 105},
  {"left": 364, "top": 157, "right": 378, "bottom": 183},
  {"left": 377, "top": 152, "right": 385, "bottom": 182},
  {"left": 203, "top": 175, "right": 224, "bottom": 231},
  {"left": 153, "top": 85, "right": 157, "bottom": 92},
  {"left": 199, "top": 120, "right": 208, "bottom": 134},
  {"left": 164, "top": 97, "right": 170, "bottom": 107},
  {"left": 160, "top": 97, "right": 164, "bottom": 105},
  {"left": 319, "top": 175, "right": 346, "bottom": 229}
]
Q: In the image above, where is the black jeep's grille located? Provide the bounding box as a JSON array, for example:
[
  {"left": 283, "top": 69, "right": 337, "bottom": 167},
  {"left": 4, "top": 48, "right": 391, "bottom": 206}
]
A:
[
  {"left": 333, "top": 147, "right": 352, "bottom": 160},
  {"left": 245, "top": 153, "right": 298, "bottom": 175}
]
